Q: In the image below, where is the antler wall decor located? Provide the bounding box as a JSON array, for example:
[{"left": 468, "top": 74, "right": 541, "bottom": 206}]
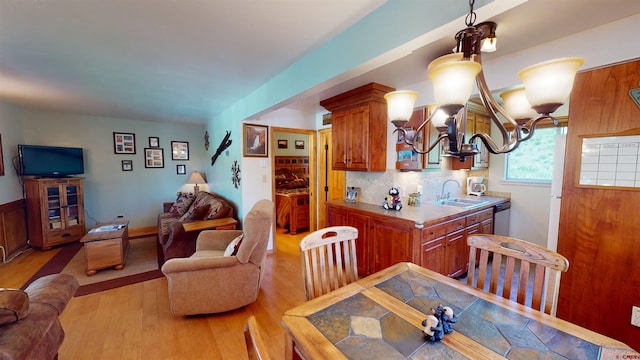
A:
[{"left": 211, "top": 130, "right": 232, "bottom": 166}]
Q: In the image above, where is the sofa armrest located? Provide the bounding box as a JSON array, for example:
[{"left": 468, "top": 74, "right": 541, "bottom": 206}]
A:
[
  {"left": 161, "top": 256, "right": 239, "bottom": 273},
  {"left": 196, "top": 230, "right": 244, "bottom": 251},
  {"left": 24, "top": 274, "right": 79, "bottom": 315}
]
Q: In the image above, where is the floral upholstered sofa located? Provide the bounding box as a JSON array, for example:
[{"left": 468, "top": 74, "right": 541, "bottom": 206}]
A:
[{"left": 157, "top": 191, "right": 235, "bottom": 263}]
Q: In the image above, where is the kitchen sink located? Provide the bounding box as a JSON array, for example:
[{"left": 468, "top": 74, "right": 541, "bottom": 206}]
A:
[{"left": 428, "top": 198, "right": 490, "bottom": 208}]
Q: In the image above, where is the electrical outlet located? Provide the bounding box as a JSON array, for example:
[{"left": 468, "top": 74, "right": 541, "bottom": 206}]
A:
[{"left": 632, "top": 306, "right": 640, "bottom": 327}]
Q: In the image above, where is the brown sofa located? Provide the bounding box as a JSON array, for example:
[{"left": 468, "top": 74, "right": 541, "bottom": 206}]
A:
[
  {"left": 161, "top": 199, "right": 273, "bottom": 316},
  {"left": 0, "top": 274, "right": 79, "bottom": 360},
  {"left": 157, "top": 191, "right": 235, "bottom": 264}
]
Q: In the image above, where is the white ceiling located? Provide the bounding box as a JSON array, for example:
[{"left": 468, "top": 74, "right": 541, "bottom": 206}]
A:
[{"left": 0, "top": 0, "right": 639, "bottom": 124}]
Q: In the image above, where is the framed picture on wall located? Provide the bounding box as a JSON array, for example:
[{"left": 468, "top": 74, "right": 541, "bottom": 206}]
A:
[
  {"left": 144, "top": 148, "right": 164, "bottom": 168},
  {"left": 295, "top": 140, "right": 305, "bottom": 149},
  {"left": 149, "top": 137, "right": 159, "bottom": 147},
  {"left": 278, "top": 139, "right": 288, "bottom": 149},
  {"left": 177, "top": 164, "right": 186, "bottom": 175},
  {"left": 113, "top": 132, "right": 136, "bottom": 154},
  {"left": 121, "top": 160, "right": 133, "bottom": 171},
  {"left": 171, "top": 141, "right": 189, "bottom": 160},
  {"left": 243, "top": 123, "right": 268, "bottom": 157}
]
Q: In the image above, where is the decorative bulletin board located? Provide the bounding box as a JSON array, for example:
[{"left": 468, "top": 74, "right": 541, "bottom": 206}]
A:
[{"left": 576, "top": 128, "right": 640, "bottom": 190}]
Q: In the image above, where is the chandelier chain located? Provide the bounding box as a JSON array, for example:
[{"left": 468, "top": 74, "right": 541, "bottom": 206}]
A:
[{"left": 465, "top": 0, "right": 476, "bottom": 27}]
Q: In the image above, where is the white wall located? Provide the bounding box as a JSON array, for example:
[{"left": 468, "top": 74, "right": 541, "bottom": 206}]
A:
[{"left": 241, "top": 107, "right": 316, "bottom": 250}]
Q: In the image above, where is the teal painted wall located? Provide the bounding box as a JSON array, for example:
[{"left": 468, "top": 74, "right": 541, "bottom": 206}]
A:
[{"left": 20, "top": 109, "right": 206, "bottom": 228}]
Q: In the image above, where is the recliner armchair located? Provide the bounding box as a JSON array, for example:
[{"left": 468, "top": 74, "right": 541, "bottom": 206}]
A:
[{"left": 161, "top": 199, "right": 273, "bottom": 316}]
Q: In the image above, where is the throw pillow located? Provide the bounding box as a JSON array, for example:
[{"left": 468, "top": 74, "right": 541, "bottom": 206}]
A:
[
  {"left": 181, "top": 204, "right": 210, "bottom": 221},
  {"left": 0, "top": 289, "right": 30, "bottom": 326},
  {"left": 223, "top": 234, "right": 244, "bottom": 257},
  {"left": 169, "top": 192, "right": 195, "bottom": 215}
]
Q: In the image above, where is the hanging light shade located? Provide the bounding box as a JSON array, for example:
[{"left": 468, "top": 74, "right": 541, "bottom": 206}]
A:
[
  {"left": 518, "top": 57, "right": 584, "bottom": 114},
  {"left": 385, "top": 0, "right": 583, "bottom": 160},
  {"left": 384, "top": 90, "right": 419, "bottom": 128},
  {"left": 499, "top": 86, "right": 537, "bottom": 121},
  {"left": 428, "top": 57, "right": 482, "bottom": 116},
  {"left": 427, "top": 104, "right": 448, "bottom": 128}
]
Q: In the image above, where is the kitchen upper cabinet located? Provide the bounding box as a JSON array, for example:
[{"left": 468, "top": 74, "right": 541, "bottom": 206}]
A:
[{"left": 320, "top": 83, "right": 394, "bottom": 172}]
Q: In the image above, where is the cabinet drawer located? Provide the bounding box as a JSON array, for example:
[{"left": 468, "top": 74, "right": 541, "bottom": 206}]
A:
[
  {"left": 466, "top": 208, "right": 493, "bottom": 226},
  {"left": 422, "top": 223, "right": 448, "bottom": 242},
  {"left": 47, "top": 226, "right": 85, "bottom": 245},
  {"left": 446, "top": 218, "right": 466, "bottom": 233}
]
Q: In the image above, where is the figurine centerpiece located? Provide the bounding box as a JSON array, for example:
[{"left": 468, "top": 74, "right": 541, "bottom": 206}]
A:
[{"left": 422, "top": 304, "right": 458, "bottom": 342}]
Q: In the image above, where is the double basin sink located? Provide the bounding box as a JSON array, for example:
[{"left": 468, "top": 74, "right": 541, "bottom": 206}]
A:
[{"left": 428, "top": 197, "right": 490, "bottom": 209}]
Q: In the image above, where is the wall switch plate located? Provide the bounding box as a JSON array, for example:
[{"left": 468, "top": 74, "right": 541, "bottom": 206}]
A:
[{"left": 631, "top": 306, "right": 640, "bottom": 327}]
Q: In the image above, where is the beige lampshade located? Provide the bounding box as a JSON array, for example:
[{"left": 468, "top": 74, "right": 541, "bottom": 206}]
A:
[
  {"left": 500, "top": 86, "right": 537, "bottom": 120},
  {"left": 517, "top": 57, "right": 584, "bottom": 108},
  {"left": 187, "top": 171, "right": 206, "bottom": 185},
  {"left": 428, "top": 57, "right": 482, "bottom": 111},
  {"left": 385, "top": 90, "right": 419, "bottom": 126}
]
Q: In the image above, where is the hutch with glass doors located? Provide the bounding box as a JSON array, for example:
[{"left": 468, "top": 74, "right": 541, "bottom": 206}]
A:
[{"left": 24, "top": 177, "right": 85, "bottom": 250}]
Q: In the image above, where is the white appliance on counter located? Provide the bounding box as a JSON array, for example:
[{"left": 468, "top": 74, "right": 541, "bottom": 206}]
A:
[
  {"left": 547, "top": 134, "right": 566, "bottom": 252},
  {"left": 467, "top": 176, "right": 486, "bottom": 196}
]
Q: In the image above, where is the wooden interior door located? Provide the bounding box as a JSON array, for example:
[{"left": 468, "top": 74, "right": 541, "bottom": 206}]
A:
[
  {"left": 556, "top": 59, "right": 640, "bottom": 349},
  {"left": 318, "top": 128, "right": 345, "bottom": 228}
]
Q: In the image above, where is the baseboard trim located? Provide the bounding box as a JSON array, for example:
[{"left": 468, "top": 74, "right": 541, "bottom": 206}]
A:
[{"left": 129, "top": 226, "right": 158, "bottom": 239}]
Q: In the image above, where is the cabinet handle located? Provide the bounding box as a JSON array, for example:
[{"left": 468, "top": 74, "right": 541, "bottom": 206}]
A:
[{"left": 61, "top": 233, "right": 71, "bottom": 237}]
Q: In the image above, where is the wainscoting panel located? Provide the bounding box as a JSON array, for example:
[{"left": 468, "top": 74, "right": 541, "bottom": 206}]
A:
[{"left": 0, "top": 199, "right": 28, "bottom": 262}]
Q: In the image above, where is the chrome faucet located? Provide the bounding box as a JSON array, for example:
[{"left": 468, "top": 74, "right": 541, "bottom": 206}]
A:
[{"left": 439, "top": 179, "right": 461, "bottom": 200}]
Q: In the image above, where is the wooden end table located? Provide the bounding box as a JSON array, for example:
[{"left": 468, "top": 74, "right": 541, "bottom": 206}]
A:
[
  {"left": 182, "top": 217, "right": 238, "bottom": 232},
  {"left": 80, "top": 221, "right": 130, "bottom": 276}
]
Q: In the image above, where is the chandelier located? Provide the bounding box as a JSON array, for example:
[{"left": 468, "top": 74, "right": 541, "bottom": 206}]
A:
[{"left": 385, "top": 0, "right": 584, "bottom": 161}]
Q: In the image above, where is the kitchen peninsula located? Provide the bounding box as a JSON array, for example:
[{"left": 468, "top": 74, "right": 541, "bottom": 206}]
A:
[{"left": 327, "top": 196, "right": 509, "bottom": 277}]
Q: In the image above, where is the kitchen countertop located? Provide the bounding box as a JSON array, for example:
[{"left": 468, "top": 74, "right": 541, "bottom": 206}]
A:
[{"left": 327, "top": 195, "right": 510, "bottom": 229}]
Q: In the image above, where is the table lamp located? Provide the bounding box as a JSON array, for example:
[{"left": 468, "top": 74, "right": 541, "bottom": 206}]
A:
[{"left": 187, "top": 171, "right": 206, "bottom": 193}]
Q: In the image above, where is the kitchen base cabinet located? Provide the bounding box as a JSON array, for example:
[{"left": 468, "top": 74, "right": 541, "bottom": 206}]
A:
[
  {"left": 327, "top": 203, "right": 419, "bottom": 276},
  {"left": 328, "top": 202, "right": 497, "bottom": 279},
  {"left": 421, "top": 207, "right": 494, "bottom": 278}
]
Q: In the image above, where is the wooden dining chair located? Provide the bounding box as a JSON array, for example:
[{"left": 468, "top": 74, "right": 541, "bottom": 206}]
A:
[
  {"left": 467, "top": 234, "right": 569, "bottom": 316},
  {"left": 299, "top": 226, "right": 359, "bottom": 301},
  {"left": 244, "top": 316, "right": 271, "bottom": 360}
]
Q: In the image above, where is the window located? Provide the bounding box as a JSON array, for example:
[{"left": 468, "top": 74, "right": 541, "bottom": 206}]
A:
[{"left": 505, "top": 126, "right": 567, "bottom": 181}]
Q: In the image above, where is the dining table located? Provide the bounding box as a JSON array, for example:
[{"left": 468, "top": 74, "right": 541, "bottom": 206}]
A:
[{"left": 281, "top": 262, "right": 639, "bottom": 360}]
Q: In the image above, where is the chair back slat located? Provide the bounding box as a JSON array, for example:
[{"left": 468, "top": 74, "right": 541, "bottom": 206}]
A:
[
  {"left": 467, "top": 234, "right": 569, "bottom": 316},
  {"left": 244, "top": 316, "right": 271, "bottom": 360},
  {"left": 300, "top": 226, "right": 359, "bottom": 301}
]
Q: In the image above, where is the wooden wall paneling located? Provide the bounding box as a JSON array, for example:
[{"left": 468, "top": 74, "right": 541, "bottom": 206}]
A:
[
  {"left": 557, "top": 58, "right": 640, "bottom": 350},
  {"left": 0, "top": 199, "right": 28, "bottom": 261}
]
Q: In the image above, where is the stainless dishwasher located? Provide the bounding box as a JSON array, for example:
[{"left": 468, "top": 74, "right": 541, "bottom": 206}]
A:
[{"left": 493, "top": 202, "right": 511, "bottom": 236}]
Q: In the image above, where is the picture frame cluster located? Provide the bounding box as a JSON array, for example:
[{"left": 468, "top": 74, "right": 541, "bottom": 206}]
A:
[{"left": 113, "top": 133, "right": 191, "bottom": 174}]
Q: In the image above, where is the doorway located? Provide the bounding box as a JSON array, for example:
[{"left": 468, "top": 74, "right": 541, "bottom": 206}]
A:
[{"left": 271, "top": 127, "right": 316, "bottom": 246}]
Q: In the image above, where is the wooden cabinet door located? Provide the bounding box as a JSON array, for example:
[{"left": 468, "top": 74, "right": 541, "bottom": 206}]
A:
[
  {"left": 444, "top": 229, "right": 468, "bottom": 277},
  {"left": 370, "top": 218, "right": 412, "bottom": 274},
  {"left": 348, "top": 212, "right": 370, "bottom": 276},
  {"left": 326, "top": 204, "right": 348, "bottom": 226},
  {"left": 473, "top": 113, "right": 491, "bottom": 168},
  {"left": 345, "top": 105, "right": 370, "bottom": 170},
  {"left": 331, "top": 110, "right": 348, "bottom": 170},
  {"left": 480, "top": 218, "right": 493, "bottom": 234},
  {"left": 421, "top": 237, "right": 446, "bottom": 274}
]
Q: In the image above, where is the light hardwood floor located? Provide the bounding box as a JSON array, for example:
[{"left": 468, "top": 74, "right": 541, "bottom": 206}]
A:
[{"left": 0, "top": 227, "right": 307, "bottom": 359}]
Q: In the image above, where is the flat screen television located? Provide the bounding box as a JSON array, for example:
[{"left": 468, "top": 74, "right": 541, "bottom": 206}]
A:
[{"left": 18, "top": 144, "right": 84, "bottom": 177}]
